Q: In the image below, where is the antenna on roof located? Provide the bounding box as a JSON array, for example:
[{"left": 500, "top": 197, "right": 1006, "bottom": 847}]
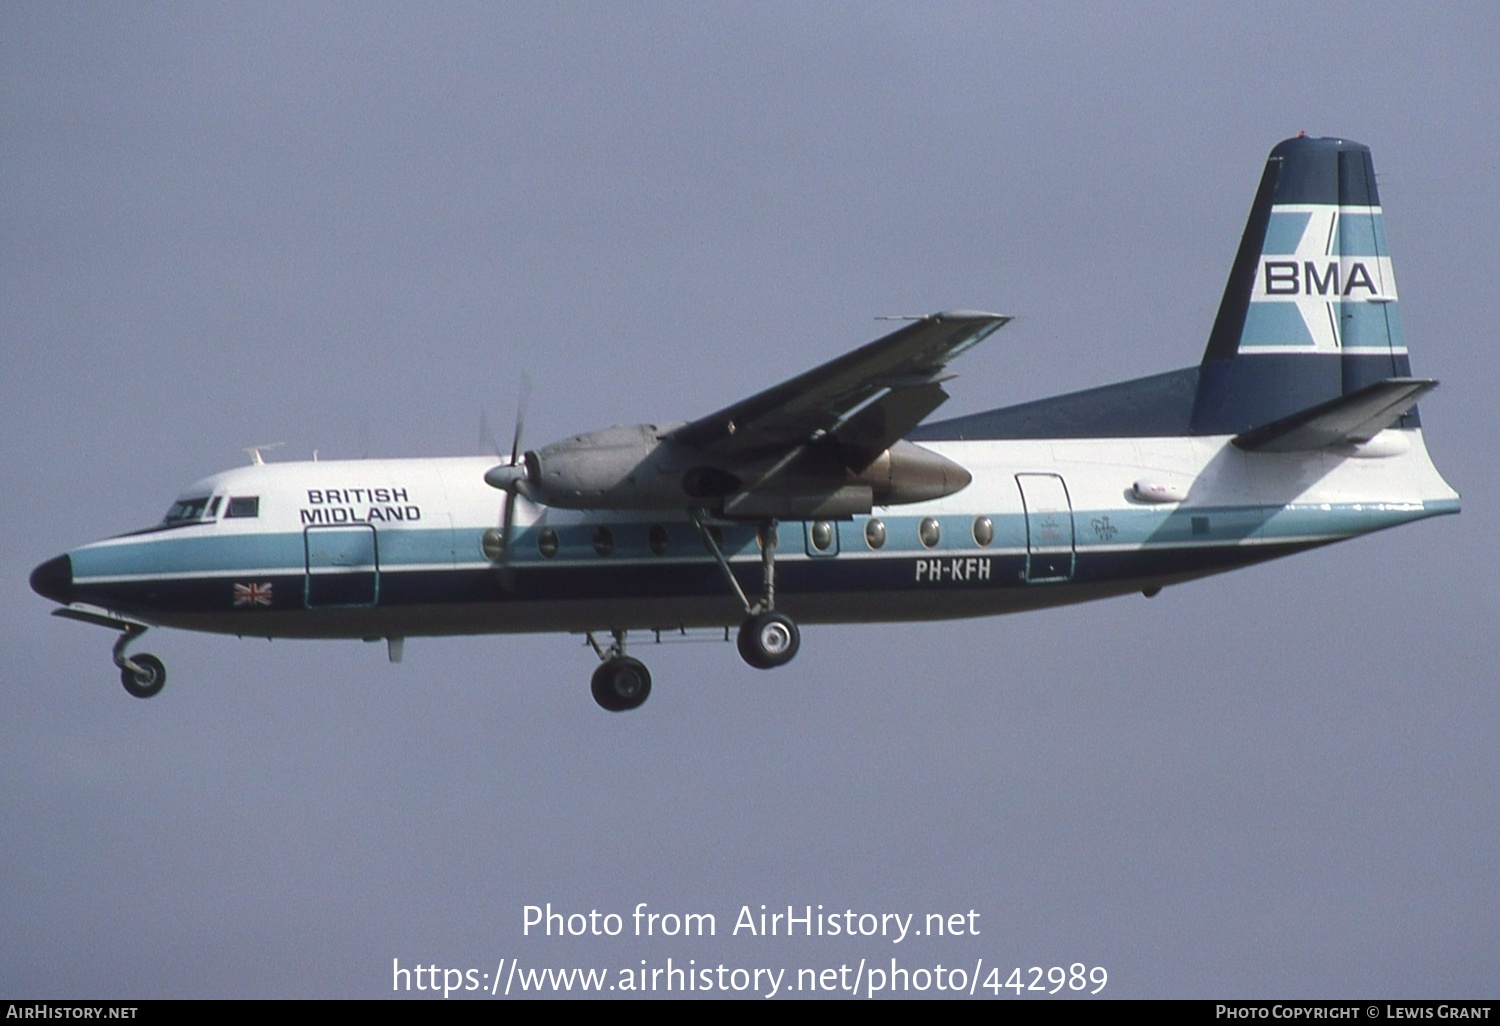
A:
[{"left": 243, "top": 443, "right": 284, "bottom": 466}]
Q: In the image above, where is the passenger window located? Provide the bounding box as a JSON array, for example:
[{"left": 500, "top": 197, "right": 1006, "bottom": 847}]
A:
[
  {"left": 225, "top": 496, "right": 260, "bottom": 518},
  {"left": 972, "top": 516, "right": 994, "bottom": 547},
  {"left": 593, "top": 526, "right": 614, "bottom": 557},
  {"left": 537, "top": 527, "right": 560, "bottom": 558},
  {"left": 919, "top": 517, "right": 941, "bottom": 548}
]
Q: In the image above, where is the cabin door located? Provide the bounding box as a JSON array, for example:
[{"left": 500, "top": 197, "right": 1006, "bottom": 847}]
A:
[
  {"left": 304, "top": 525, "right": 379, "bottom": 607},
  {"left": 1015, "top": 473, "right": 1075, "bottom": 583}
]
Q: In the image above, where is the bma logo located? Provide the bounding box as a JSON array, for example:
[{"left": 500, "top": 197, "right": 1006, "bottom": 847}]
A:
[{"left": 1263, "top": 260, "right": 1379, "bottom": 297}]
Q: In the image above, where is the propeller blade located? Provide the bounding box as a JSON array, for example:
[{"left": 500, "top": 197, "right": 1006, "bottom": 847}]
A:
[
  {"left": 484, "top": 376, "right": 533, "bottom": 592},
  {"left": 510, "top": 374, "right": 531, "bottom": 466},
  {"left": 498, "top": 487, "right": 519, "bottom": 588}
]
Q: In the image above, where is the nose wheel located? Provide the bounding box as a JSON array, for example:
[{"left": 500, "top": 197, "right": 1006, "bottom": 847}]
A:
[
  {"left": 112, "top": 624, "right": 166, "bottom": 698},
  {"left": 119, "top": 653, "right": 166, "bottom": 699}
]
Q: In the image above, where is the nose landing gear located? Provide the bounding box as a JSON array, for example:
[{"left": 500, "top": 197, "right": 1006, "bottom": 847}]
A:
[
  {"left": 119, "top": 652, "right": 166, "bottom": 699},
  {"left": 113, "top": 623, "right": 165, "bottom": 699}
]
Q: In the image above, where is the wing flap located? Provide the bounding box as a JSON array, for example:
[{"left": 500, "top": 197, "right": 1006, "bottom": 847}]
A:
[
  {"left": 1231, "top": 377, "right": 1436, "bottom": 452},
  {"left": 826, "top": 381, "right": 951, "bottom": 465}
]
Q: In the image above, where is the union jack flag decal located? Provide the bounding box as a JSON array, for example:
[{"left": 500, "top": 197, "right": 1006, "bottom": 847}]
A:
[{"left": 233, "top": 582, "right": 273, "bottom": 607}]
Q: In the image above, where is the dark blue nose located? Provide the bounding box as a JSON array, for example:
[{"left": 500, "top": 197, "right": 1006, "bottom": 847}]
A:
[{"left": 30, "top": 554, "right": 73, "bottom": 604}]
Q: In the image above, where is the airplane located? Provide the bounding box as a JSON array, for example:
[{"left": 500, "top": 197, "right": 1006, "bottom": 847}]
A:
[{"left": 30, "top": 135, "right": 1460, "bottom": 712}]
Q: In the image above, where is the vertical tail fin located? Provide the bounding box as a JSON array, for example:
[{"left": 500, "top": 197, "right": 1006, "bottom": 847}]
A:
[{"left": 1192, "top": 135, "right": 1415, "bottom": 434}]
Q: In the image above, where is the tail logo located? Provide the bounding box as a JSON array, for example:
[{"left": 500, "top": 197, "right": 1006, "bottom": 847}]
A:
[
  {"left": 1241, "top": 204, "right": 1404, "bottom": 355},
  {"left": 1262, "top": 259, "right": 1379, "bottom": 298}
]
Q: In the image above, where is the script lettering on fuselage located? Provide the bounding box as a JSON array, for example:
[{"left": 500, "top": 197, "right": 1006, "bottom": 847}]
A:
[
  {"left": 300, "top": 487, "right": 421, "bottom": 525},
  {"left": 915, "top": 557, "right": 992, "bottom": 583}
]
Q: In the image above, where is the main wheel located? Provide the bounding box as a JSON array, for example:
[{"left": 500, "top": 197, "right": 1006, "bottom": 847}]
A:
[
  {"left": 590, "top": 656, "right": 652, "bottom": 712},
  {"left": 120, "top": 653, "right": 166, "bottom": 699},
  {"left": 737, "top": 611, "right": 800, "bottom": 670}
]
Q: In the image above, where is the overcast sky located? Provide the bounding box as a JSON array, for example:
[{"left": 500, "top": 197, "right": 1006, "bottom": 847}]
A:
[{"left": 4, "top": 2, "right": 1496, "bottom": 999}]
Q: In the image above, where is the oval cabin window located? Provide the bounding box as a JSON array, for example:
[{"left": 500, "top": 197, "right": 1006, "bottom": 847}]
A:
[
  {"left": 537, "top": 527, "right": 560, "bottom": 559},
  {"left": 593, "top": 526, "right": 614, "bottom": 557},
  {"left": 919, "top": 518, "right": 941, "bottom": 548},
  {"left": 973, "top": 516, "right": 994, "bottom": 547}
]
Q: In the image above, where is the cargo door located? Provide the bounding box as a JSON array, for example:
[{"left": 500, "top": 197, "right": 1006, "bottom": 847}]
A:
[{"left": 304, "top": 524, "right": 379, "bottom": 607}]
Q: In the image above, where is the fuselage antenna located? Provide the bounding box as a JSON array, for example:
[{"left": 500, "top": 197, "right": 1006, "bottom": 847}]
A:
[{"left": 243, "top": 442, "right": 285, "bottom": 466}]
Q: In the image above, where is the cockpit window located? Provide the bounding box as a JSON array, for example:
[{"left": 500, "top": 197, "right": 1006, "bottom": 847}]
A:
[
  {"left": 225, "top": 496, "right": 260, "bottom": 518},
  {"left": 162, "top": 496, "right": 214, "bottom": 524}
]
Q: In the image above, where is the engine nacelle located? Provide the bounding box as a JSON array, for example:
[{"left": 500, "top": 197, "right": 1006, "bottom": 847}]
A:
[
  {"left": 524, "top": 423, "right": 697, "bottom": 509},
  {"left": 857, "top": 440, "right": 972, "bottom": 505},
  {"left": 506, "top": 424, "right": 972, "bottom": 517}
]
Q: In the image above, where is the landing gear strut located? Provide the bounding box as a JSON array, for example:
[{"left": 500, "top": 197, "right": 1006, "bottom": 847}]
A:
[
  {"left": 690, "top": 512, "right": 802, "bottom": 671},
  {"left": 585, "top": 629, "right": 651, "bottom": 712},
  {"left": 113, "top": 624, "right": 166, "bottom": 699}
]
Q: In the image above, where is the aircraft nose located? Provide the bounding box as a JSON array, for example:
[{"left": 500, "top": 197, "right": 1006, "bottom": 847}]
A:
[{"left": 30, "top": 554, "right": 73, "bottom": 604}]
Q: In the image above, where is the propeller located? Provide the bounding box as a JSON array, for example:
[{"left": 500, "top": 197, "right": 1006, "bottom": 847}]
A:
[{"left": 482, "top": 380, "right": 532, "bottom": 586}]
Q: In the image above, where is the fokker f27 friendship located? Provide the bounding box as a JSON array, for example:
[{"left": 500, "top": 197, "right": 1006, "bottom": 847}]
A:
[{"left": 31, "top": 136, "right": 1459, "bottom": 711}]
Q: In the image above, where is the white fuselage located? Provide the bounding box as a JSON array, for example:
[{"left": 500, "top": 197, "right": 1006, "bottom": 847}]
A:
[{"left": 52, "top": 431, "right": 1458, "bottom": 642}]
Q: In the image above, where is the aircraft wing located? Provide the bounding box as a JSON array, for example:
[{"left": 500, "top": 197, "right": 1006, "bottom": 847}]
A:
[{"left": 667, "top": 310, "right": 1010, "bottom": 463}]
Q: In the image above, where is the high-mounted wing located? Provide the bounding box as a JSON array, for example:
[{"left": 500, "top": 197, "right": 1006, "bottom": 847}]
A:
[
  {"left": 667, "top": 310, "right": 1010, "bottom": 463},
  {"left": 491, "top": 310, "right": 1008, "bottom": 518}
]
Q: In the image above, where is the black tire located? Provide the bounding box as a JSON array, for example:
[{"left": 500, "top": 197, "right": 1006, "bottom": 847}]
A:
[
  {"left": 120, "top": 653, "right": 166, "bottom": 699},
  {"left": 737, "top": 611, "right": 800, "bottom": 670},
  {"left": 590, "top": 656, "right": 652, "bottom": 712}
]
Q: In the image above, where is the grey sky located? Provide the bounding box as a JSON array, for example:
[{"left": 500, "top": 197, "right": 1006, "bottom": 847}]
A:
[{"left": 3, "top": 2, "right": 1496, "bottom": 998}]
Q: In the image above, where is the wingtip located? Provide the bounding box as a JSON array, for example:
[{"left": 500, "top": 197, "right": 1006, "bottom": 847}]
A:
[{"left": 932, "top": 309, "right": 1010, "bottom": 323}]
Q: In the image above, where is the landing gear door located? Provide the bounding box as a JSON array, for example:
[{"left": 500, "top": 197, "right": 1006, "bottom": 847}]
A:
[
  {"left": 1016, "top": 473, "right": 1075, "bottom": 583},
  {"left": 304, "top": 525, "right": 379, "bottom": 607}
]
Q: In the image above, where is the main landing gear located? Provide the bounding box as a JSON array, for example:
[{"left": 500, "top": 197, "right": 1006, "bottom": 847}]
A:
[
  {"left": 737, "top": 610, "right": 800, "bottom": 669},
  {"left": 586, "top": 629, "right": 651, "bottom": 712},
  {"left": 582, "top": 515, "right": 802, "bottom": 711},
  {"left": 114, "top": 624, "right": 166, "bottom": 699},
  {"left": 690, "top": 512, "right": 801, "bottom": 670}
]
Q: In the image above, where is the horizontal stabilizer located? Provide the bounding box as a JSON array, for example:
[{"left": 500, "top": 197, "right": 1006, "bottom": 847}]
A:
[{"left": 1232, "top": 377, "right": 1435, "bottom": 452}]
